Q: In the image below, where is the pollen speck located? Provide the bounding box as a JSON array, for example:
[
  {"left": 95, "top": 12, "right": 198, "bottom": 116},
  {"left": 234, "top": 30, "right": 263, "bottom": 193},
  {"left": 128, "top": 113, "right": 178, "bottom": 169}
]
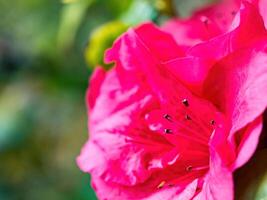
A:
[{"left": 157, "top": 181, "right": 166, "bottom": 189}]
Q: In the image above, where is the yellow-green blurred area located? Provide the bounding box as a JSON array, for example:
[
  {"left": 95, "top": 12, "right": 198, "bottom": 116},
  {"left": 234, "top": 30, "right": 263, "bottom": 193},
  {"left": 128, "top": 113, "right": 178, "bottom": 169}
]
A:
[{"left": 0, "top": 0, "right": 266, "bottom": 199}]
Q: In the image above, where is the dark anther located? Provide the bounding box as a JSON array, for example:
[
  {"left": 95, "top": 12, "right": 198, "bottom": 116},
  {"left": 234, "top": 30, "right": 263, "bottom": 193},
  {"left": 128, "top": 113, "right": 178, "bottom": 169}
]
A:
[
  {"left": 210, "top": 120, "right": 215, "bottom": 125},
  {"left": 163, "top": 114, "right": 172, "bottom": 122},
  {"left": 231, "top": 11, "right": 237, "bottom": 15},
  {"left": 200, "top": 16, "right": 209, "bottom": 25},
  {"left": 182, "top": 99, "right": 189, "bottom": 107},
  {"left": 186, "top": 166, "right": 193, "bottom": 172},
  {"left": 164, "top": 129, "right": 172, "bottom": 134},
  {"left": 185, "top": 114, "right": 191, "bottom": 120}
]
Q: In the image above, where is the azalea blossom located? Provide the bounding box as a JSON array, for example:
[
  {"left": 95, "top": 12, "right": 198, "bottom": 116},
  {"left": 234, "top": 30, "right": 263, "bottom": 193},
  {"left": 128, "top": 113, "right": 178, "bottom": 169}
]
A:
[{"left": 77, "top": 1, "right": 267, "bottom": 199}]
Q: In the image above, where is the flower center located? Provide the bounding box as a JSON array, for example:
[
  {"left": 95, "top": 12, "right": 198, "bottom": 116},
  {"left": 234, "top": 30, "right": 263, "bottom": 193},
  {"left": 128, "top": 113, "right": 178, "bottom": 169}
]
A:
[{"left": 144, "top": 97, "right": 217, "bottom": 188}]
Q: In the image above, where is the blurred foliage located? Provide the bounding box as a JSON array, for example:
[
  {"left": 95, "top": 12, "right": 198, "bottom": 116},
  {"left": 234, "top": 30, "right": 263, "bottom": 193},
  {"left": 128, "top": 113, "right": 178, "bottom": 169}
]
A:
[
  {"left": 235, "top": 112, "right": 267, "bottom": 200},
  {"left": 0, "top": 0, "right": 174, "bottom": 199},
  {"left": 235, "top": 148, "right": 267, "bottom": 200},
  {"left": 174, "top": 0, "right": 214, "bottom": 17},
  {"left": 84, "top": 21, "right": 128, "bottom": 68},
  {"left": 0, "top": 0, "right": 266, "bottom": 200}
]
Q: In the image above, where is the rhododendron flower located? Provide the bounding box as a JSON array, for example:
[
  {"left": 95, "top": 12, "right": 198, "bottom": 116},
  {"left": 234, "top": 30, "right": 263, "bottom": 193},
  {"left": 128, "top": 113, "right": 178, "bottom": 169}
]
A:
[{"left": 77, "top": 1, "right": 267, "bottom": 199}]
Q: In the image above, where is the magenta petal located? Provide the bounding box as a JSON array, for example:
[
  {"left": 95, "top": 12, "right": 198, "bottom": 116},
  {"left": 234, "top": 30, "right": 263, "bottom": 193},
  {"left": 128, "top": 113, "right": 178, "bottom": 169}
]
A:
[
  {"left": 162, "top": 0, "right": 240, "bottom": 48},
  {"left": 77, "top": 140, "right": 105, "bottom": 174},
  {"left": 193, "top": 0, "right": 240, "bottom": 32},
  {"left": 194, "top": 151, "right": 234, "bottom": 200},
  {"left": 78, "top": 131, "right": 152, "bottom": 186},
  {"left": 188, "top": 2, "right": 266, "bottom": 61},
  {"left": 91, "top": 174, "right": 198, "bottom": 200},
  {"left": 134, "top": 22, "right": 185, "bottom": 61},
  {"left": 79, "top": 67, "right": 162, "bottom": 186},
  {"left": 194, "top": 124, "right": 235, "bottom": 200},
  {"left": 162, "top": 17, "right": 221, "bottom": 48},
  {"left": 204, "top": 44, "right": 267, "bottom": 134},
  {"left": 86, "top": 67, "right": 106, "bottom": 109},
  {"left": 105, "top": 22, "right": 211, "bottom": 97},
  {"left": 146, "top": 179, "right": 198, "bottom": 200},
  {"left": 233, "top": 116, "right": 263, "bottom": 169},
  {"left": 105, "top": 22, "right": 184, "bottom": 65},
  {"left": 163, "top": 57, "right": 212, "bottom": 94},
  {"left": 259, "top": 0, "right": 267, "bottom": 28}
]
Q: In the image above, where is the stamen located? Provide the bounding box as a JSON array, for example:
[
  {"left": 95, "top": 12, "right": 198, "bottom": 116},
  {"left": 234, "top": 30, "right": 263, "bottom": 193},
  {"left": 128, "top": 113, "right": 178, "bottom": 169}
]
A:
[
  {"left": 184, "top": 109, "right": 212, "bottom": 134},
  {"left": 185, "top": 114, "right": 191, "bottom": 120},
  {"left": 186, "top": 166, "right": 193, "bottom": 172},
  {"left": 164, "top": 129, "right": 173, "bottom": 134},
  {"left": 182, "top": 99, "right": 189, "bottom": 107},
  {"left": 200, "top": 16, "right": 209, "bottom": 25},
  {"left": 168, "top": 119, "right": 209, "bottom": 144},
  {"left": 191, "top": 165, "right": 209, "bottom": 171},
  {"left": 231, "top": 11, "right": 237, "bottom": 16},
  {"left": 163, "top": 114, "right": 172, "bottom": 122},
  {"left": 186, "top": 165, "right": 209, "bottom": 172},
  {"left": 210, "top": 120, "right": 215, "bottom": 125},
  {"left": 157, "top": 181, "right": 166, "bottom": 189}
]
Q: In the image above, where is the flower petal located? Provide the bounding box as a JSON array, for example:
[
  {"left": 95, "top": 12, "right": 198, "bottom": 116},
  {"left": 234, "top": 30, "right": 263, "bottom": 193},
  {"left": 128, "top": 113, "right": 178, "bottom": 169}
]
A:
[
  {"left": 194, "top": 152, "right": 234, "bottom": 200},
  {"left": 194, "top": 123, "right": 235, "bottom": 200},
  {"left": 162, "top": 0, "right": 240, "bottom": 48},
  {"left": 233, "top": 116, "right": 263, "bottom": 169},
  {"left": 105, "top": 22, "right": 184, "bottom": 65},
  {"left": 187, "top": 2, "right": 266, "bottom": 61},
  {"left": 91, "top": 174, "right": 199, "bottom": 200},
  {"left": 162, "top": 57, "right": 212, "bottom": 94},
  {"left": 203, "top": 43, "right": 267, "bottom": 135},
  {"left": 259, "top": 0, "right": 267, "bottom": 28},
  {"left": 162, "top": 17, "right": 221, "bottom": 48},
  {"left": 86, "top": 67, "right": 106, "bottom": 110}
]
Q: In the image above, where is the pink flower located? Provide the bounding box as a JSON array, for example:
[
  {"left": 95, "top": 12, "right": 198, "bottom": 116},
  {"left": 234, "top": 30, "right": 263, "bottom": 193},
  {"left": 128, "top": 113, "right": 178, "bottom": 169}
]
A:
[{"left": 77, "top": 1, "right": 267, "bottom": 199}]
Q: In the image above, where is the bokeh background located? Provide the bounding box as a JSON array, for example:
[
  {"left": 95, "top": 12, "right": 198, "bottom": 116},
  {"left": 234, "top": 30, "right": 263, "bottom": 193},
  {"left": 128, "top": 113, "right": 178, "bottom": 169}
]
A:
[{"left": 0, "top": 0, "right": 266, "bottom": 199}]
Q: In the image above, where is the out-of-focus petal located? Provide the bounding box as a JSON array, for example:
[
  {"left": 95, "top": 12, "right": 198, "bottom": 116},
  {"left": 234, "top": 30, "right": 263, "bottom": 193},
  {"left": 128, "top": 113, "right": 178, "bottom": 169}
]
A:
[
  {"left": 233, "top": 116, "right": 263, "bottom": 169},
  {"left": 86, "top": 67, "right": 106, "bottom": 110},
  {"left": 162, "top": 17, "right": 221, "bottom": 48},
  {"left": 187, "top": 2, "right": 266, "bottom": 61}
]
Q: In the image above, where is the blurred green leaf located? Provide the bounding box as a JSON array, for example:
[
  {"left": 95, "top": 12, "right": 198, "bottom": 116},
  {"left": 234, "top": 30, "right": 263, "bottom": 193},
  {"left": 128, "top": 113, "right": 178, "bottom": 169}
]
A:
[
  {"left": 57, "top": 0, "right": 94, "bottom": 50},
  {"left": 0, "top": 82, "right": 35, "bottom": 151},
  {"left": 84, "top": 21, "right": 128, "bottom": 68},
  {"left": 256, "top": 173, "right": 267, "bottom": 200},
  {"left": 235, "top": 149, "right": 267, "bottom": 200},
  {"left": 173, "top": 0, "right": 214, "bottom": 17},
  {"left": 120, "top": 0, "right": 157, "bottom": 25}
]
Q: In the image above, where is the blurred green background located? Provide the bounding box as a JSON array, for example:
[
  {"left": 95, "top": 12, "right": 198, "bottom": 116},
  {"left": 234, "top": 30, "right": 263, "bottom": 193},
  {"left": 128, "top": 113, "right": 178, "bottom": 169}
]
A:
[{"left": 0, "top": 0, "right": 266, "bottom": 200}]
